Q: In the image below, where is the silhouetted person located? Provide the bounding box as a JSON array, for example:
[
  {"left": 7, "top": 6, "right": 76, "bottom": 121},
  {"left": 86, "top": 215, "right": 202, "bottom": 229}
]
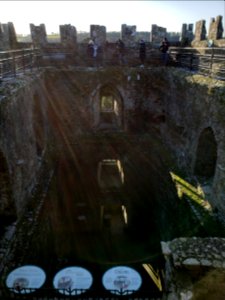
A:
[
  {"left": 116, "top": 39, "right": 126, "bottom": 65},
  {"left": 159, "top": 37, "right": 170, "bottom": 65},
  {"left": 87, "top": 39, "right": 99, "bottom": 67},
  {"left": 139, "top": 39, "right": 146, "bottom": 66}
]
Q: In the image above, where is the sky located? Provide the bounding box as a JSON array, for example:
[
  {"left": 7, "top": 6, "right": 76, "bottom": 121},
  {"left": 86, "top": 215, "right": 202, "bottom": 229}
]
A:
[{"left": 0, "top": 0, "right": 224, "bottom": 35}]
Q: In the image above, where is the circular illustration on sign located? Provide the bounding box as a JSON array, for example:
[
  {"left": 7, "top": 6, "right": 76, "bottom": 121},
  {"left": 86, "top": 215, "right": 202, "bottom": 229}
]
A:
[
  {"left": 53, "top": 266, "right": 93, "bottom": 296},
  {"left": 13, "top": 277, "right": 29, "bottom": 290},
  {"left": 114, "top": 275, "right": 130, "bottom": 290},
  {"left": 102, "top": 266, "right": 142, "bottom": 295},
  {"left": 6, "top": 265, "right": 46, "bottom": 294},
  {"left": 57, "top": 276, "right": 73, "bottom": 289}
]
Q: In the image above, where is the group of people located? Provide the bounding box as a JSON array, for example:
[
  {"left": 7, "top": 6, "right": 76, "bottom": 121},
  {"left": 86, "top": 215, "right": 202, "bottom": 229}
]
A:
[
  {"left": 87, "top": 37, "right": 170, "bottom": 66},
  {"left": 138, "top": 37, "right": 170, "bottom": 66}
]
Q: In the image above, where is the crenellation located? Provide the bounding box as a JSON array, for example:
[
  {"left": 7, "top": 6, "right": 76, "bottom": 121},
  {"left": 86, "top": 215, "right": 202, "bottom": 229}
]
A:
[
  {"left": 90, "top": 24, "right": 106, "bottom": 47},
  {"left": 180, "top": 23, "right": 194, "bottom": 46},
  {"left": 150, "top": 24, "right": 167, "bottom": 46},
  {"left": 0, "top": 14, "right": 225, "bottom": 300},
  {"left": 0, "top": 22, "right": 18, "bottom": 50},
  {"left": 121, "top": 24, "right": 137, "bottom": 46},
  {"left": 208, "top": 15, "right": 223, "bottom": 41},
  {"left": 194, "top": 19, "right": 207, "bottom": 41},
  {"left": 30, "top": 23, "right": 48, "bottom": 47},
  {"left": 0, "top": 15, "right": 224, "bottom": 51},
  {"left": 60, "top": 24, "right": 77, "bottom": 47}
]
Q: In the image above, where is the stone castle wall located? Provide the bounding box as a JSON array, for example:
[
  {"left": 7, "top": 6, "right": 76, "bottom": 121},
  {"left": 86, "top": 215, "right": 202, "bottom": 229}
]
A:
[
  {"left": 0, "top": 71, "right": 49, "bottom": 217},
  {"left": 1, "top": 67, "right": 225, "bottom": 220},
  {"left": 192, "top": 15, "right": 225, "bottom": 47},
  {"left": 0, "top": 15, "right": 224, "bottom": 51}
]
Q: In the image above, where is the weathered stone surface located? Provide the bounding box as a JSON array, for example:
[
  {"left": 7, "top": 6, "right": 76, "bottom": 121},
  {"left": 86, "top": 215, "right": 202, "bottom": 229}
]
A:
[
  {"left": 121, "top": 24, "right": 136, "bottom": 46},
  {"left": 0, "top": 22, "right": 18, "bottom": 50},
  {"left": 182, "top": 258, "right": 199, "bottom": 266},
  {"left": 208, "top": 15, "right": 223, "bottom": 40},
  {"left": 30, "top": 23, "right": 47, "bottom": 47},
  {"left": 60, "top": 24, "right": 77, "bottom": 47},
  {"left": 161, "top": 241, "right": 172, "bottom": 255},
  {"left": 90, "top": 24, "right": 106, "bottom": 47},
  {"left": 180, "top": 23, "right": 194, "bottom": 46},
  {"left": 150, "top": 24, "right": 167, "bottom": 46}
]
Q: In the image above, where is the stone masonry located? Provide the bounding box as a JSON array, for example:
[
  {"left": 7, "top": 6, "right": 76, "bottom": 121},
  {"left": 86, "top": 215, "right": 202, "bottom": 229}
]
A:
[
  {"left": 60, "top": 24, "right": 77, "bottom": 47},
  {"left": 121, "top": 24, "right": 137, "bottom": 46},
  {"left": 208, "top": 15, "right": 224, "bottom": 41},
  {"left": 150, "top": 24, "right": 167, "bottom": 46},
  {"left": 0, "top": 15, "right": 224, "bottom": 50},
  {"left": 180, "top": 23, "right": 194, "bottom": 46},
  {"left": 30, "top": 23, "right": 47, "bottom": 47},
  {"left": 161, "top": 237, "right": 225, "bottom": 299},
  {"left": 193, "top": 20, "right": 207, "bottom": 41},
  {"left": 90, "top": 24, "right": 106, "bottom": 47},
  {"left": 0, "top": 22, "right": 18, "bottom": 50}
]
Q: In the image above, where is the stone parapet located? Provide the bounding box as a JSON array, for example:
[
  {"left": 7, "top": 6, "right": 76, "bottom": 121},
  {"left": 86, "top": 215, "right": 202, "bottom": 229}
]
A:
[
  {"left": 161, "top": 237, "right": 225, "bottom": 269},
  {"left": 161, "top": 237, "right": 225, "bottom": 299}
]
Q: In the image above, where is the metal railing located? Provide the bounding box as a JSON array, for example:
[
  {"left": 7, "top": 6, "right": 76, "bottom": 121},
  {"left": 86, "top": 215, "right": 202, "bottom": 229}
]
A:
[
  {"left": 0, "top": 48, "right": 41, "bottom": 79},
  {"left": 0, "top": 287, "right": 162, "bottom": 299},
  {"left": 0, "top": 46, "right": 225, "bottom": 81},
  {"left": 169, "top": 47, "right": 225, "bottom": 80}
]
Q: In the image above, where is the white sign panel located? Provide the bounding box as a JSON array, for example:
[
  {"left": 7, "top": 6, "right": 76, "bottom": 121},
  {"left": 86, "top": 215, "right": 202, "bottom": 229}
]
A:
[
  {"left": 102, "top": 266, "right": 142, "bottom": 295},
  {"left": 6, "top": 265, "right": 46, "bottom": 294},
  {"left": 53, "top": 266, "right": 93, "bottom": 295}
]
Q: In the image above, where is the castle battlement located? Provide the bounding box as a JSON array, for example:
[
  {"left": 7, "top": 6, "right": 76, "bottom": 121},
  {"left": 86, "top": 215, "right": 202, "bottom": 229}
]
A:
[{"left": 0, "top": 15, "right": 224, "bottom": 51}]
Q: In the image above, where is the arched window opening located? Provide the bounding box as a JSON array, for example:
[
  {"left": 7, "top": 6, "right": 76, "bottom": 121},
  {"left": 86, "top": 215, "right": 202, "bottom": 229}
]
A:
[
  {"left": 100, "top": 94, "right": 120, "bottom": 126},
  {"left": 194, "top": 127, "right": 217, "bottom": 180},
  {"left": 95, "top": 85, "right": 123, "bottom": 130},
  {"left": 97, "top": 159, "right": 127, "bottom": 234},
  {"left": 97, "top": 159, "right": 124, "bottom": 190}
]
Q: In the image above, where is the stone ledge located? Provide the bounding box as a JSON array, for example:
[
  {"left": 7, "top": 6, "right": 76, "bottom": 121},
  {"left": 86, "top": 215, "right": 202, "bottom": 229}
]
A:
[{"left": 161, "top": 237, "right": 225, "bottom": 269}]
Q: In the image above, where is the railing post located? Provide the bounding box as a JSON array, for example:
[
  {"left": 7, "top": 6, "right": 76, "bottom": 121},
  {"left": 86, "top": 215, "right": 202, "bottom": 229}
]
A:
[
  {"left": 22, "top": 49, "right": 25, "bottom": 74},
  {"left": 210, "top": 47, "right": 214, "bottom": 77},
  {"left": 12, "top": 51, "right": 16, "bottom": 77},
  {"left": 0, "top": 62, "right": 3, "bottom": 80},
  {"left": 30, "top": 50, "right": 33, "bottom": 72},
  {"left": 190, "top": 52, "right": 193, "bottom": 71}
]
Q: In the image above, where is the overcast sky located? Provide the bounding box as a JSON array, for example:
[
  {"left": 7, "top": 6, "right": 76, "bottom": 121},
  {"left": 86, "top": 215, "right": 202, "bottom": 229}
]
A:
[{"left": 0, "top": 1, "right": 224, "bottom": 35}]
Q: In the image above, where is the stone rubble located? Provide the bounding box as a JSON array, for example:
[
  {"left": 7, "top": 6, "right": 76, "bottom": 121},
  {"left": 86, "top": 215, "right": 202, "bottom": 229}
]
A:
[{"left": 161, "top": 237, "right": 225, "bottom": 299}]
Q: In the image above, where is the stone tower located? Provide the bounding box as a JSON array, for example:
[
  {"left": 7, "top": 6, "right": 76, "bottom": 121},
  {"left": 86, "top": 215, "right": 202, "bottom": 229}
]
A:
[
  {"left": 60, "top": 24, "right": 77, "bottom": 48},
  {"left": 30, "top": 23, "right": 47, "bottom": 47},
  {"left": 121, "top": 24, "right": 136, "bottom": 47},
  {"left": 194, "top": 19, "right": 207, "bottom": 41},
  {"left": 208, "top": 15, "right": 223, "bottom": 40},
  {"left": 90, "top": 25, "right": 106, "bottom": 47},
  {"left": 150, "top": 24, "right": 167, "bottom": 46},
  {"left": 180, "top": 23, "right": 194, "bottom": 46},
  {"left": 0, "top": 22, "right": 17, "bottom": 50}
]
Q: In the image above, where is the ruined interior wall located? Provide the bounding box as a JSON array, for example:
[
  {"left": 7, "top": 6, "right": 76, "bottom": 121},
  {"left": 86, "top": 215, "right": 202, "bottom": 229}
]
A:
[
  {"left": 160, "top": 69, "right": 225, "bottom": 213},
  {"left": 161, "top": 237, "right": 225, "bottom": 300},
  {"left": 43, "top": 68, "right": 225, "bottom": 217},
  {"left": 1, "top": 66, "right": 225, "bottom": 219},
  {"left": 0, "top": 72, "right": 48, "bottom": 217}
]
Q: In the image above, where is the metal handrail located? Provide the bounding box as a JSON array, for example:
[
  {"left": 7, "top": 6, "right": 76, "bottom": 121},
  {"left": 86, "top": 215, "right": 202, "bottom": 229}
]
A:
[
  {"left": 168, "top": 47, "right": 225, "bottom": 80},
  {"left": 0, "top": 46, "right": 225, "bottom": 81},
  {"left": 0, "top": 48, "right": 41, "bottom": 79},
  {"left": 0, "top": 286, "right": 161, "bottom": 299}
]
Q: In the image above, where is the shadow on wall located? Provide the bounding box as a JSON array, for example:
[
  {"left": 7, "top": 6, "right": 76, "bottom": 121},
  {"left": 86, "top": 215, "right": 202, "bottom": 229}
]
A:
[
  {"left": 0, "top": 150, "right": 16, "bottom": 237},
  {"left": 194, "top": 127, "right": 217, "bottom": 181}
]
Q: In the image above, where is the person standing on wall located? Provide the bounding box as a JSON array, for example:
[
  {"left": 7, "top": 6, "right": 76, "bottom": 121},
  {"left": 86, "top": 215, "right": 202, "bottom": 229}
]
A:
[
  {"left": 159, "top": 37, "right": 170, "bottom": 66},
  {"left": 139, "top": 39, "right": 146, "bottom": 67},
  {"left": 116, "top": 39, "right": 126, "bottom": 65}
]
